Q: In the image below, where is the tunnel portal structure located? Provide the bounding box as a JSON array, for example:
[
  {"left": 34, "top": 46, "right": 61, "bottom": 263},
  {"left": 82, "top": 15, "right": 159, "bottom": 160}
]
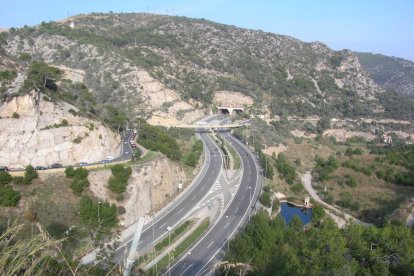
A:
[{"left": 217, "top": 106, "right": 244, "bottom": 114}]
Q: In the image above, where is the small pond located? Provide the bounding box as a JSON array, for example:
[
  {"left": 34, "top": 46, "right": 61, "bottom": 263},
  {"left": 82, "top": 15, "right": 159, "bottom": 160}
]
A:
[{"left": 280, "top": 202, "right": 312, "bottom": 224}]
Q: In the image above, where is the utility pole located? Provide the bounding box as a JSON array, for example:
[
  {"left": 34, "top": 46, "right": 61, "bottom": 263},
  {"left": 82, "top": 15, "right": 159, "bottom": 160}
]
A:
[{"left": 167, "top": 226, "right": 172, "bottom": 276}]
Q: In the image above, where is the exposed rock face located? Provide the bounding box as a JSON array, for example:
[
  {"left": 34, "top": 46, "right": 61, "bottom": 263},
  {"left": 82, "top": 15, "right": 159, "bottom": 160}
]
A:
[
  {"left": 0, "top": 94, "right": 121, "bottom": 167},
  {"left": 213, "top": 91, "right": 254, "bottom": 107},
  {"left": 88, "top": 156, "right": 186, "bottom": 227},
  {"left": 4, "top": 33, "right": 205, "bottom": 125}
]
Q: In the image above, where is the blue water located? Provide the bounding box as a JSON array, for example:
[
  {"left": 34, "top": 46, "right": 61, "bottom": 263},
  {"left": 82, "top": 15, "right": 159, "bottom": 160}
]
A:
[{"left": 280, "top": 202, "right": 312, "bottom": 224}]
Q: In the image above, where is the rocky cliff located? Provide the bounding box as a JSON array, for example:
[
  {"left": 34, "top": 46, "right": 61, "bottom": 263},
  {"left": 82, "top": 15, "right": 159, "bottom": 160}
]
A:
[
  {"left": 0, "top": 93, "right": 121, "bottom": 167},
  {"left": 88, "top": 156, "right": 187, "bottom": 226}
]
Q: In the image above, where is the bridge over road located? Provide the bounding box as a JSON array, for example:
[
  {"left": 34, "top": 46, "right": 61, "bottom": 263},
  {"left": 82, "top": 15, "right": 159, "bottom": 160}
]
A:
[{"left": 169, "top": 123, "right": 243, "bottom": 129}]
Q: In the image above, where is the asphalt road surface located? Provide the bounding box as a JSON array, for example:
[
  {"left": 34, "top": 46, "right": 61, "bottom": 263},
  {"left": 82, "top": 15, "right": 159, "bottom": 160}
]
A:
[
  {"left": 112, "top": 131, "right": 224, "bottom": 264},
  {"left": 167, "top": 131, "right": 262, "bottom": 276}
]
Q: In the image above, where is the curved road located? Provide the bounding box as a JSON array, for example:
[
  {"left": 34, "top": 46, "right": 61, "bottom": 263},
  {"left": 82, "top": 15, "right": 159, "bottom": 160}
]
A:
[
  {"left": 167, "top": 131, "right": 262, "bottom": 275},
  {"left": 111, "top": 131, "right": 224, "bottom": 264}
]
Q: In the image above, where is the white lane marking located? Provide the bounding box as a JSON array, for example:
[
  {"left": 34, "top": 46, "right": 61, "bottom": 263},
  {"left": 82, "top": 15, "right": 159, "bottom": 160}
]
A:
[
  {"left": 207, "top": 241, "right": 214, "bottom": 248},
  {"left": 177, "top": 208, "right": 184, "bottom": 214},
  {"left": 160, "top": 222, "right": 166, "bottom": 229}
]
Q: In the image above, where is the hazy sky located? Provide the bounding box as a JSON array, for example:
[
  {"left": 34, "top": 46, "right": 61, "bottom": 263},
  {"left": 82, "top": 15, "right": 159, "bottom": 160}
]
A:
[{"left": 1, "top": 0, "right": 413, "bottom": 60}]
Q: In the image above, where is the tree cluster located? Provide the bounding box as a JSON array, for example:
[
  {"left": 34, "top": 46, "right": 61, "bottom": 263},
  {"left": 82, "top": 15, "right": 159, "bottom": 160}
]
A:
[
  {"left": 225, "top": 211, "right": 414, "bottom": 275},
  {"left": 314, "top": 155, "right": 338, "bottom": 181},
  {"left": 21, "top": 61, "right": 62, "bottom": 93},
  {"left": 275, "top": 153, "right": 296, "bottom": 184},
  {"left": 138, "top": 123, "right": 181, "bottom": 160},
  {"left": 79, "top": 196, "right": 118, "bottom": 233},
  {"left": 371, "top": 145, "right": 414, "bottom": 186}
]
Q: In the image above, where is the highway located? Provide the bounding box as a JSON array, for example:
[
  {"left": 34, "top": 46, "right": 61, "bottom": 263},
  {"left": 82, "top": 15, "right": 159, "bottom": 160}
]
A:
[
  {"left": 110, "top": 131, "right": 224, "bottom": 264},
  {"left": 167, "top": 130, "right": 262, "bottom": 275}
]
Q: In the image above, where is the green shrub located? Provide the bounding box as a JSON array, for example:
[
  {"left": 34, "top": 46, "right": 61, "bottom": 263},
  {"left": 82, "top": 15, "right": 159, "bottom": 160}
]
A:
[
  {"left": 345, "top": 174, "right": 357, "bottom": 188},
  {"left": 184, "top": 140, "right": 203, "bottom": 167},
  {"left": 12, "top": 176, "right": 24, "bottom": 185},
  {"left": 0, "top": 185, "right": 20, "bottom": 206},
  {"left": 376, "top": 170, "right": 385, "bottom": 179},
  {"left": 70, "top": 179, "right": 89, "bottom": 195},
  {"left": 19, "top": 52, "right": 31, "bottom": 61},
  {"left": 73, "top": 136, "right": 83, "bottom": 144},
  {"left": 23, "top": 165, "right": 38, "bottom": 185},
  {"left": 337, "top": 192, "right": 360, "bottom": 211},
  {"left": 275, "top": 153, "right": 296, "bottom": 184},
  {"left": 79, "top": 196, "right": 118, "bottom": 232},
  {"left": 12, "top": 112, "right": 19, "bottom": 119},
  {"left": 108, "top": 165, "right": 132, "bottom": 194},
  {"left": 263, "top": 185, "right": 271, "bottom": 193},
  {"left": 291, "top": 183, "right": 304, "bottom": 193},
  {"left": 65, "top": 166, "right": 75, "bottom": 178},
  {"left": 311, "top": 204, "right": 325, "bottom": 223},
  {"left": 0, "top": 172, "right": 12, "bottom": 186},
  {"left": 66, "top": 166, "right": 89, "bottom": 195},
  {"left": 314, "top": 155, "right": 338, "bottom": 181},
  {"left": 272, "top": 198, "right": 280, "bottom": 211},
  {"left": 260, "top": 192, "right": 272, "bottom": 208}
]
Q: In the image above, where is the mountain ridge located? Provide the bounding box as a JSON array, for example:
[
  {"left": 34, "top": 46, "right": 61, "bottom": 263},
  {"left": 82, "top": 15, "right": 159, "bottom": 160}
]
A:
[{"left": 0, "top": 12, "right": 413, "bottom": 121}]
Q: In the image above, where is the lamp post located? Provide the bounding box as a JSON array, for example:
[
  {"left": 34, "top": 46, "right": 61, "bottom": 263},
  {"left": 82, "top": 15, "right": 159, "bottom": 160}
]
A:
[{"left": 167, "top": 226, "right": 172, "bottom": 276}]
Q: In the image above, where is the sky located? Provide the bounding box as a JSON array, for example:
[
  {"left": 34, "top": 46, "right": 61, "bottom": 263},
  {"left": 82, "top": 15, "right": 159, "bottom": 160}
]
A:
[{"left": 0, "top": 0, "right": 413, "bottom": 61}]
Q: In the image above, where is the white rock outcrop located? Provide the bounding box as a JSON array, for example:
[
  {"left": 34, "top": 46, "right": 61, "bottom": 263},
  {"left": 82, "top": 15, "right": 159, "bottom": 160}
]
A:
[
  {"left": 0, "top": 94, "right": 121, "bottom": 167},
  {"left": 88, "top": 156, "right": 187, "bottom": 227}
]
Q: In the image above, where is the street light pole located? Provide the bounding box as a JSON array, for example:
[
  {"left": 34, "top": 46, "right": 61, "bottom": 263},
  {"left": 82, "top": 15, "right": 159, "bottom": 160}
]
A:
[{"left": 167, "top": 226, "right": 172, "bottom": 276}]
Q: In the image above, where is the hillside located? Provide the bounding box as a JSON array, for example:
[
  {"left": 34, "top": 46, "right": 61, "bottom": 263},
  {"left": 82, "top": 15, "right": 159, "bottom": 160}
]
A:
[
  {"left": 0, "top": 13, "right": 412, "bottom": 121},
  {"left": 0, "top": 93, "right": 121, "bottom": 167},
  {"left": 355, "top": 52, "right": 414, "bottom": 100}
]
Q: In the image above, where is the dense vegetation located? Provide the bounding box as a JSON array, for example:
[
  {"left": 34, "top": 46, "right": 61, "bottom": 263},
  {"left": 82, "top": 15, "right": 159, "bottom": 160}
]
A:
[
  {"left": 79, "top": 196, "right": 118, "bottom": 237},
  {"left": 370, "top": 144, "right": 414, "bottom": 186},
  {"left": 21, "top": 61, "right": 62, "bottom": 93},
  {"left": 183, "top": 139, "right": 203, "bottom": 167},
  {"left": 0, "top": 185, "right": 20, "bottom": 207},
  {"left": 275, "top": 153, "right": 296, "bottom": 184},
  {"left": 65, "top": 166, "right": 90, "bottom": 195},
  {"left": 138, "top": 123, "right": 181, "bottom": 160},
  {"left": 314, "top": 155, "right": 339, "bottom": 181},
  {"left": 355, "top": 52, "right": 414, "bottom": 99},
  {"left": 224, "top": 211, "right": 414, "bottom": 275},
  {"left": 108, "top": 164, "right": 132, "bottom": 194},
  {"left": 0, "top": 171, "right": 20, "bottom": 206}
]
